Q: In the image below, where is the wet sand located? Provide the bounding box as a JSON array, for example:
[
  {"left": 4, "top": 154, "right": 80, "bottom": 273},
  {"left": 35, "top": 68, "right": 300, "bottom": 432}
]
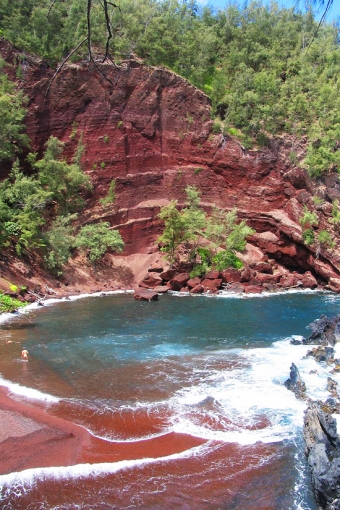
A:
[
  {"left": 0, "top": 386, "right": 206, "bottom": 476},
  {"left": 0, "top": 386, "right": 91, "bottom": 475}
]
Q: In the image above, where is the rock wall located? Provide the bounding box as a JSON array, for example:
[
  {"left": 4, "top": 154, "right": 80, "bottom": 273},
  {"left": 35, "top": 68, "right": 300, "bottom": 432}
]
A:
[{"left": 1, "top": 40, "right": 340, "bottom": 294}]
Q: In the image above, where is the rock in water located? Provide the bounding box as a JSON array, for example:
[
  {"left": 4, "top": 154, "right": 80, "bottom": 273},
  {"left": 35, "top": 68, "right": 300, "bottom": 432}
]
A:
[
  {"left": 304, "top": 402, "right": 340, "bottom": 509},
  {"left": 304, "top": 315, "right": 340, "bottom": 346},
  {"left": 133, "top": 289, "right": 158, "bottom": 301},
  {"left": 284, "top": 363, "right": 307, "bottom": 400}
]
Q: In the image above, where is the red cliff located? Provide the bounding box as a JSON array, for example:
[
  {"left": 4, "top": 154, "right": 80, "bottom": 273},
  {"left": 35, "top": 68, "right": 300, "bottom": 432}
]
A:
[{"left": 1, "top": 40, "right": 340, "bottom": 296}]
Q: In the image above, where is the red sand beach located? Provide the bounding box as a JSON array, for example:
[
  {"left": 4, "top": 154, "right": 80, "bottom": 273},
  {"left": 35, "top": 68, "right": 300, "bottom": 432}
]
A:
[{"left": 0, "top": 386, "right": 206, "bottom": 476}]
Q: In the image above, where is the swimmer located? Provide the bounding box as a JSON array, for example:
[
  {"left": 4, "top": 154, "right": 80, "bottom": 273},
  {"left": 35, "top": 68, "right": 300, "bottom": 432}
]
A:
[{"left": 21, "top": 347, "right": 29, "bottom": 361}]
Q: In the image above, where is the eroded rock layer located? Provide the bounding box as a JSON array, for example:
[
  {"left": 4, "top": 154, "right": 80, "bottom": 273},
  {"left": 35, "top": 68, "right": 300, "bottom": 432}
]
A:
[{"left": 1, "top": 40, "right": 340, "bottom": 294}]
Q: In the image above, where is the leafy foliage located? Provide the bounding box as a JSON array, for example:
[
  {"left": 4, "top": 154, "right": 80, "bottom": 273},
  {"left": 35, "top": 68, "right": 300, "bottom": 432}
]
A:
[
  {"left": 0, "top": 72, "right": 29, "bottom": 161},
  {"left": 0, "top": 292, "right": 27, "bottom": 313},
  {"left": 158, "top": 186, "right": 254, "bottom": 271},
  {"left": 74, "top": 222, "right": 124, "bottom": 262}
]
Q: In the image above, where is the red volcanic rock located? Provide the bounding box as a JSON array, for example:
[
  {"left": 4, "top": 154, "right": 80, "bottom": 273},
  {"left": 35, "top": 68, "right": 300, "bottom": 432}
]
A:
[
  {"left": 227, "top": 283, "right": 245, "bottom": 293},
  {"left": 134, "top": 289, "right": 158, "bottom": 301},
  {"left": 180, "top": 286, "right": 189, "bottom": 293},
  {"left": 244, "top": 285, "right": 263, "bottom": 294},
  {"left": 296, "top": 189, "right": 312, "bottom": 204},
  {"left": 1, "top": 41, "right": 340, "bottom": 293},
  {"left": 256, "top": 272, "right": 281, "bottom": 285},
  {"left": 301, "top": 272, "right": 318, "bottom": 289},
  {"left": 160, "top": 269, "right": 177, "bottom": 281},
  {"left": 139, "top": 274, "right": 163, "bottom": 288},
  {"left": 204, "top": 270, "right": 220, "bottom": 279},
  {"left": 170, "top": 273, "right": 190, "bottom": 291},
  {"left": 253, "top": 262, "right": 273, "bottom": 274},
  {"left": 221, "top": 268, "right": 241, "bottom": 283},
  {"left": 279, "top": 274, "right": 297, "bottom": 288},
  {"left": 329, "top": 278, "right": 340, "bottom": 293},
  {"left": 153, "top": 285, "right": 169, "bottom": 293},
  {"left": 201, "top": 278, "right": 222, "bottom": 293},
  {"left": 187, "top": 277, "right": 201, "bottom": 289},
  {"left": 240, "top": 265, "right": 253, "bottom": 283},
  {"left": 189, "top": 284, "right": 204, "bottom": 294}
]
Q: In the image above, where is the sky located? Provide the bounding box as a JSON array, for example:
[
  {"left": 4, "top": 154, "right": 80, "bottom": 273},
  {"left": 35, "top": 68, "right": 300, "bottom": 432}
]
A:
[{"left": 197, "top": 0, "right": 340, "bottom": 22}]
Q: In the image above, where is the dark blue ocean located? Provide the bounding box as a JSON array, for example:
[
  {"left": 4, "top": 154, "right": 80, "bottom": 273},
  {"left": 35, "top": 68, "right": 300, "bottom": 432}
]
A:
[{"left": 1, "top": 290, "right": 340, "bottom": 509}]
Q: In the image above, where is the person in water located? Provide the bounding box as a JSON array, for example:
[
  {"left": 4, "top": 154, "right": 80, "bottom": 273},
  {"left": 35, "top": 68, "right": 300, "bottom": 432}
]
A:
[{"left": 21, "top": 347, "right": 29, "bottom": 361}]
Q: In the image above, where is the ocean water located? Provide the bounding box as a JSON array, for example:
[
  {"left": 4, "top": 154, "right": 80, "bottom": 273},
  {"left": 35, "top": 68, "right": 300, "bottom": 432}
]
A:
[{"left": 1, "top": 290, "right": 340, "bottom": 509}]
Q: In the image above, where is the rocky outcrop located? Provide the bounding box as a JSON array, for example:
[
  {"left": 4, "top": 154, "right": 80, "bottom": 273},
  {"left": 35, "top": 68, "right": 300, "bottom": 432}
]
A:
[
  {"left": 1, "top": 40, "right": 340, "bottom": 294},
  {"left": 304, "top": 403, "right": 340, "bottom": 509},
  {"left": 287, "top": 314, "right": 340, "bottom": 509},
  {"left": 304, "top": 315, "right": 340, "bottom": 346},
  {"left": 133, "top": 289, "right": 158, "bottom": 301},
  {"left": 284, "top": 363, "right": 307, "bottom": 400}
]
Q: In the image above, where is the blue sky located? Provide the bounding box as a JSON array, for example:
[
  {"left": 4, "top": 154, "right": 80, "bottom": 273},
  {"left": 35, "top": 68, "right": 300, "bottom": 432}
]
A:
[{"left": 197, "top": 1, "right": 340, "bottom": 22}]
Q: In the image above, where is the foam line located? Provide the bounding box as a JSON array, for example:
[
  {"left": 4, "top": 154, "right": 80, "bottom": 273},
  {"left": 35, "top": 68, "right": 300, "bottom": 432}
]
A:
[
  {"left": 0, "top": 442, "right": 208, "bottom": 490},
  {"left": 0, "top": 376, "right": 59, "bottom": 403}
]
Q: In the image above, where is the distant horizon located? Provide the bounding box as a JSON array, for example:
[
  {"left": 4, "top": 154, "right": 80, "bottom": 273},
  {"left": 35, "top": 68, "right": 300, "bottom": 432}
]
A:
[{"left": 197, "top": 0, "right": 340, "bottom": 22}]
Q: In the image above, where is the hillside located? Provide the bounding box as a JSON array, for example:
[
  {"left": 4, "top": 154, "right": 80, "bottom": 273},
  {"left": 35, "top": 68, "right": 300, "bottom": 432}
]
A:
[{"left": 1, "top": 39, "right": 340, "bottom": 300}]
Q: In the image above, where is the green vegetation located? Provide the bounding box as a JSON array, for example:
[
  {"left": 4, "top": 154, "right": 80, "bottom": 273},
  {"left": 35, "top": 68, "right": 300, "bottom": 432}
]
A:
[
  {"left": 74, "top": 222, "right": 124, "bottom": 262},
  {"left": 0, "top": 1, "right": 338, "bottom": 175},
  {"left": 0, "top": 77, "right": 124, "bottom": 273},
  {"left": 100, "top": 179, "right": 116, "bottom": 207},
  {"left": 158, "top": 185, "right": 254, "bottom": 273},
  {"left": 0, "top": 292, "right": 27, "bottom": 313}
]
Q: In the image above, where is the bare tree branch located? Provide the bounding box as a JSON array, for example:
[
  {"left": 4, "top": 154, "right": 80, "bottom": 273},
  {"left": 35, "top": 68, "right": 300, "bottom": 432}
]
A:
[
  {"left": 45, "top": 36, "right": 88, "bottom": 96},
  {"left": 47, "top": 0, "right": 58, "bottom": 17}
]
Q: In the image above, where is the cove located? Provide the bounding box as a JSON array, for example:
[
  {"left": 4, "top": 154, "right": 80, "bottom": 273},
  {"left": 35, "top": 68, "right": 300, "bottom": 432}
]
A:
[{"left": 1, "top": 290, "right": 340, "bottom": 509}]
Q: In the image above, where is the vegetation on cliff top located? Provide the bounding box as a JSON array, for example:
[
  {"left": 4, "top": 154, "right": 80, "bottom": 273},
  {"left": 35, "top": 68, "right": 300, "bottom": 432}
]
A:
[{"left": 0, "top": 0, "right": 339, "bottom": 176}]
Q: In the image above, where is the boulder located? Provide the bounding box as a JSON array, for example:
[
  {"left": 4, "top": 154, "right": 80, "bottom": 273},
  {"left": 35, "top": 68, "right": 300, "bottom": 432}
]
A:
[
  {"left": 253, "top": 261, "right": 273, "bottom": 274},
  {"left": 284, "top": 363, "right": 307, "bottom": 400},
  {"left": 227, "top": 282, "right": 245, "bottom": 293},
  {"left": 279, "top": 273, "right": 297, "bottom": 288},
  {"left": 304, "top": 315, "right": 340, "bottom": 346},
  {"left": 189, "top": 284, "right": 204, "bottom": 294},
  {"left": 204, "top": 270, "right": 220, "bottom": 279},
  {"left": 134, "top": 289, "right": 159, "bottom": 301},
  {"left": 138, "top": 274, "right": 163, "bottom": 288},
  {"left": 306, "top": 345, "right": 335, "bottom": 364},
  {"left": 301, "top": 271, "right": 318, "bottom": 289},
  {"left": 329, "top": 278, "right": 340, "bottom": 293},
  {"left": 169, "top": 273, "right": 190, "bottom": 291},
  {"left": 160, "top": 269, "right": 177, "bottom": 281},
  {"left": 201, "top": 278, "right": 222, "bottom": 293},
  {"left": 187, "top": 277, "right": 201, "bottom": 289},
  {"left": 240, "top": 265, "right": 252, "bottom": 283},
  {"left": 256, "top": 272, "right": 280, "bottom": 285},
  {"left": 153, "top": 285, "right": 169, "bottom": 294},
  {"left": 220, "top": 268, "right": 241, "bottom": 283},
  {"left": 244, "top": 285, "right": 263, "bottom": 294}
]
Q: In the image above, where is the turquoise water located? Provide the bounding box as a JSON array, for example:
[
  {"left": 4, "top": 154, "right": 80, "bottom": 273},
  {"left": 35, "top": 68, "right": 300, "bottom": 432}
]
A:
[{"left": 1, "top": 290, "right": 340, "bottom": 508}]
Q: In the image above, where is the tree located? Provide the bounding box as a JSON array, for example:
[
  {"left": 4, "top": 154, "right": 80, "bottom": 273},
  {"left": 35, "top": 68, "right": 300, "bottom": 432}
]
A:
[
  {"left": 44, "top": 215, "right": 77, "bottom": 274},
  {"left": 75, "top": 222, "right": 124, "bottom": 262},
  {"left": 158, "top": 200, "right": 188, "bottom": 265},
  {"left": 34, "top": 136, "right": 91, "bottom": 215},
  {"left": 0, "top": 72, "right": 29, "bottom": 161}
]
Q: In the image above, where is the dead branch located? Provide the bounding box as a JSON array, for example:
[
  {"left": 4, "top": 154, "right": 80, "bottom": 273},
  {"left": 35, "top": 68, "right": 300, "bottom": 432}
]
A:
[{"left": 45, "top": 36, "right": 88, "bottom": 97}]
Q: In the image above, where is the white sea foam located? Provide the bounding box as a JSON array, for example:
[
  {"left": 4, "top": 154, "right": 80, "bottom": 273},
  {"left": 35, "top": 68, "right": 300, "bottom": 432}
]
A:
[
  {"left": 0, "top": 376, "right": 59, "bottom": 403},
  {"left": 0, "top": 442, "right": 208, "bottom": 493},
  {"left": 160, "top": 336, "right": 340, "bottom": 445}
]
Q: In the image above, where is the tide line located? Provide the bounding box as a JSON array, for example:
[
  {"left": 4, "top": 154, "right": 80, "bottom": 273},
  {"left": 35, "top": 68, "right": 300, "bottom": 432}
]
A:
[{"left": 0, "top": 442, "right": 209, "bottom": 491}]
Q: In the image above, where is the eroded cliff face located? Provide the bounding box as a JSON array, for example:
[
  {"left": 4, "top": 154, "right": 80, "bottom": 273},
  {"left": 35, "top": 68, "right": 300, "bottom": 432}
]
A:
[{"left": 1, "top": 40, "right": 340, "bottom": 296}]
